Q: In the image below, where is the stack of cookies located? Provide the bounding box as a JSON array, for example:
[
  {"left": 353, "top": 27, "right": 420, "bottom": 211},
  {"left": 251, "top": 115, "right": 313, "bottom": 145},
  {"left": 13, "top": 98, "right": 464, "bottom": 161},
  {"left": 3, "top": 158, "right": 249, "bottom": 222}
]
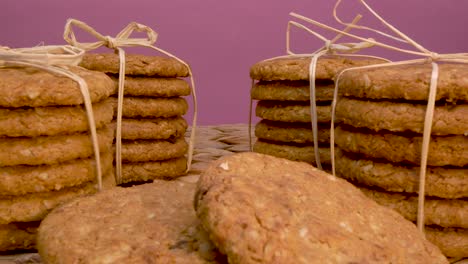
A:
[
  {"left": 0, "top": 66, "right": 116, "bottom": 251},
  {"left": 334, "top": 63, "right": 468, "bottom": 261},
  {"left": 80, "top": 53, "right": 191, "bottom": 184},
  {"left": 249, "top": 55, "right": 384, "bottom": 168}
]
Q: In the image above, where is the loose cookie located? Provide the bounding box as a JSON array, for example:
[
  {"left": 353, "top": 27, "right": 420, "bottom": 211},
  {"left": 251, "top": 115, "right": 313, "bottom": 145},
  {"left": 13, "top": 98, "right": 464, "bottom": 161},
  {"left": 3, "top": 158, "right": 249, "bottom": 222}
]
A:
[
  {"left": 38, "top": 180, "right": 221, "bottom": 263},
  {"left": 0, "top": 66, "right": 114, "bottom": 107},
  {"left": 110, "top": 97, "right": 188, "bottom": 118},
  {"left": 118, "top": 117, "right": 187, "bottom": 140},
  {"left": 121, "top": 157, "right": 187, "bottom": 183},
  {"left": 336, "top": 97, "right": 468, "bottom": 135},
  {"left": 256, "top": 101, "right": 331, "bottom": 123},
  {"left": 251, "top": 80, "right": 334, "bottom": 101},
  {"left": 121, "top": 137, "right": 188, "bottom": 162},
  {"left": 255, "top": 120, "right": 330, "bottom": 144},
  {"left": 80, "top": 53, "right": 190, "bottom": 77},
  {"left": 195, "top": 152, "right": 447, "bottom": 263},
  {"left": 110, "top": 76, "right": 191, "bottom": 97},
  {"left": 334, "top": 125, "right": 468, "bottom": 167},
  {"left": 253, "top": 140, "right": 331, "bottom": 165}
]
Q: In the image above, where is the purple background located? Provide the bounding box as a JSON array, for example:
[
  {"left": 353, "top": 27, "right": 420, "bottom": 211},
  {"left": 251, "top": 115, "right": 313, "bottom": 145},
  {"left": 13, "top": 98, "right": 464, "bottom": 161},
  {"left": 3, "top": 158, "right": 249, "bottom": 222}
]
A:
[{"left": 1, "top": 0, "right": 467, "bottom": 125}]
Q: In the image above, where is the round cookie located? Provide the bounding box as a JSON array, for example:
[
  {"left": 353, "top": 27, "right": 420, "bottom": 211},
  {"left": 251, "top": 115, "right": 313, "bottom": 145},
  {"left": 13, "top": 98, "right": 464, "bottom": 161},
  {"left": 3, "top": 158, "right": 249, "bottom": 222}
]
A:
[
  {"left": 337, "top": 63, "right": 468, "bottom": 102},
  {"left": 121, "top": 157, "right": 187, "bottom": 183},
  {"left": 121, "top": 137, "right": 188, "bottom": 162},
  {"left": 256, "top": 100, "right": 331, "bottom": 123},
  {"left": 0, "top": 99, "right": 113, "bottom": 137},
  {"left": 110, "top": 76, "right": 191, "bottom": 97},
  {"left": 426, "top": 227, "right": 468, "bottom": 259},
  {"left": 360, "top": 188, "right": 468, "bottom": 229},
  {"left": 251, "top": 80, "right": 334, "bottom": 101},
  {"left": 0, "top": 172, "right": 115, "bottom": 224},
  {"left": 0, "top": 126, "right": 114, "bottom": 166},
  {"left": 80, "top": 53, "right": 190, "bottom": 77},
  {"left": 0, "top": 66, "right": 114, "bottom": 107},
  {"left": 0, "top": 222, "right": 39, "bottom": 252},
  {"left": 255, "top": 120, "right": 330, "bottom": 144},
  {"left": 250, "top": 55, "right": 386, "bottom": 81},
  {"left": 253, "top": 139, "right": 331, "bottom": 165},
  {"left": 37, "top": 181, "right": 221, "bottom": 264},
  {"left": 335, "top": 149, "right": 468, "bottom": 199},
  {"left": 0, "top": 151, "right": 114, "bottom": 196},
  {"left": 195, "top": 152, "right": 447, "bottom": 263},
  {"left": 334, "top": 125, "right": 468, "bottom": 167},
  {"left": 110, "top": 97, "right": 188, "bottom": 118},
  {"left": 119, "top": 117, "right": 187, "bottom": 140},
  {"left": 336, "top": 97, "right": 468, "bottom": 135}
]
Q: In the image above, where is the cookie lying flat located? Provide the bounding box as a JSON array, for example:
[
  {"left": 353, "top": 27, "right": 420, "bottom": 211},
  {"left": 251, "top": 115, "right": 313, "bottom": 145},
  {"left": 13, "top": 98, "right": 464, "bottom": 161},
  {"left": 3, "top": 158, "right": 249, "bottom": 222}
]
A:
[
  {"left": 255, "top": 120, "right": 330, "bottom": 144},
  {"left": 121, "top": 157, "right": 187, "bottom": 183},
  {"left": 110, "top": 76, "right": 191, "bottom": 97},
  {"left": 0, "top": 126, "right": 114, "bottom": 166},
  {"left": 256, "top": 101, "right": 331, "bottom": 123},
  {"left": 110, "top": 97, "right": 188, "bottom": 118},
  {"left": 119, "top": 117, "right": 187, "bottom": 140},
  {"left": 0, "top": 172, "right": 115, "bottom": 224},
  {"left": 250, "top": 56, "right": 385, "bottom": 81},
  {"left": 360, "top": 188, "right": 468, "bottom": 229},
  {"left": 253, "top": 140, "right": 331, "bottom": 165},
  {"left": 80, "top": 53, "right": 190, "bottom": 77},
  {"left": 195, "top": 152, "right": 447, "bottom": 263},
  {"left": 0, "top": 151, "right": 113, "bottom": 196},
  {"left": 121, "top": 137, "right": 188, "bottom": 162},
  {"left": 335, "top": 125, "right": 468, "bottom": 167},
  {"left": 335, "top": 149, "right": 468, "bottom": 199},
  {"left": 336, "top": 97, "right": 468, "bottom": 135},
  {"left": 0, "top": 66, "right": 114, "bottom": 107},
  {"left": 38, "top": 180, "right": 220, "bottom": 264},
  {"left": 0, "top": 222, "right": 38, "bottom": 252},
  {"left": 251, "top": 81, "right": 334, "bottom": 101},
  {"left": 338, "top": 63, "right": 468, "bottom": 102},
  {"left": 426, "top": 227, "right": 468, "bottom": 259},
  {"left": 0, "top": 99, "right": 113, "bottom": 137}
]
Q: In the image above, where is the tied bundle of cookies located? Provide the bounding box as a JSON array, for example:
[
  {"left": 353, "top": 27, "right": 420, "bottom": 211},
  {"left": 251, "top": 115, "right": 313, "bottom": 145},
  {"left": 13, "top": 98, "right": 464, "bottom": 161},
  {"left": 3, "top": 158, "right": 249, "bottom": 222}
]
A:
[
  {"left": 80, "top": 53, "right": 191, "bottom": 184},
  {"left": 249, "top": 56, "right": 383, "bottom": 169},
  {"left": 0, "top": 47, "right": 116, "bottom": 252},
  {"left": 333, "top": 64, "right": 468, "bottom": 261}
]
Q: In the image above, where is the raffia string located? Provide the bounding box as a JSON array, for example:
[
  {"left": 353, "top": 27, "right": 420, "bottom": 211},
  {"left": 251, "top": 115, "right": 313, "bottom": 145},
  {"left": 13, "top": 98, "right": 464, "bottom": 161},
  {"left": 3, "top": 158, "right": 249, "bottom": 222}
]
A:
[
  {"left": 307, "top": 0, "right": 468, "bottom": 233},
  {"left": 0, "top": 45, "right": 104, "bottom": 190},
  {"left": 63, "top": 19, "right": 198, "bottom": 185}
]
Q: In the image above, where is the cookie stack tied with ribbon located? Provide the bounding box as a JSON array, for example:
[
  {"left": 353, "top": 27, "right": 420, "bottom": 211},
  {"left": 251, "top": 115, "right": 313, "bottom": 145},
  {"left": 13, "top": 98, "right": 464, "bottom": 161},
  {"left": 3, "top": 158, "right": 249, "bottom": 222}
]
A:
[
  {"left": 80, "top": 53, "right": 191, "bottom": 184},
  {"left": 250, "top": 56, "right": 383, "bottom": 169},
  {"left": 333, "top": 64, "right": 468, "bottom": 261},
  {"left": 0, "top": 46, "right": 116, "bottom": 252}
]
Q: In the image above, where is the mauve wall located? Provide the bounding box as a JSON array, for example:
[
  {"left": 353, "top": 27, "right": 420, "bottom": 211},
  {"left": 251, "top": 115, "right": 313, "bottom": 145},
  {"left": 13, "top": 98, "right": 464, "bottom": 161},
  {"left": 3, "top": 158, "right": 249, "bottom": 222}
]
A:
[{"left": 1, "top": 0, "right": 467, "bottom": 125}]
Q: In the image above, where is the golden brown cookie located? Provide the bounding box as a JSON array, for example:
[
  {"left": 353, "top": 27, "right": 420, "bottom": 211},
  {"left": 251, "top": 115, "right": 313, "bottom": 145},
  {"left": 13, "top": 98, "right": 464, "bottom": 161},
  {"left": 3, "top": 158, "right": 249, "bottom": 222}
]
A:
[
  {"left": 256, "top": 101, "right": 331, "bottom": 123},
  {"left": 334, "top": 125, "right": 468, "bottom": 167},
  {"left": 0, "top": 99, "right": 113, "bottom": 137},
  {"left": 426, "top": 227, "right": 468, "bottom": 259},
  {"left": 338, "top": 63, "right": 468, "bottom": 102},
  {"left": 110, "top": 76, "right": 191, "bottom": 97},
  {"left": 0, "top": 66, "right": 114, "bottom": 107},
  {"left": 336, "top": 97, "right": 468, "bottom": 135},
  {"left": 0, "top": 172, "right": 115, "bottom": 224},
  {"left": 251, "top": 80, "right": 334, "bottom": 101},
  {"left": 335, "top": 149, "right": 468, "bottom": 199},
  {"left": 121, "top": 137, "right": 188, "bottom": 162},
  {"left": 0, "top": 222, "right": 39, "bottom": 252},
  {"left": 38, "top": 180, "right": 221, "bottom": 264},
  {"left": 250, "top": 55, "right": 385, "bottom": 81},
  {"left": 80, "top": 53, "right": 190, "bottom": 77},
  {"left": 360, "top": 188, "right": 468, "bottom": 229},
  {"left": 121, "top": 157, "right": 187, "bottom": 183},
  {"left": 195, "top": 152, "right": 447, "bottom": 263},
  {"left": 0, "top": 151, "right": 113, "bottom": 196},
  {"left": 110, "top": 96, "right": 188, "bottom": 118},
  {"left": 255, "top": 120, "right": 330, "bottom": 144},
  {"left": 253, "top": 139, "right": 331, "bottom": 165},
  {"left": 0, "top": 126, "right": 114, "bottom": 166},
  {"left": 118, "top": 117, "right": 187, "bottom": 140}
]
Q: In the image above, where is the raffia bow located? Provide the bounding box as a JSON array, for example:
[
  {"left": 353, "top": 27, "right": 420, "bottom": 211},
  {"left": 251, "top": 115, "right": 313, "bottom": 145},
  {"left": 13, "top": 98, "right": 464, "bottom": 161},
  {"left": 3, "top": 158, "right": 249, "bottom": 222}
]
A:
[
  {"left": 63, "top": 19, "right": 198, "bottom": 185},
  {"left": 0, "top": 45, "right": 104, "bottom": 190}
]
